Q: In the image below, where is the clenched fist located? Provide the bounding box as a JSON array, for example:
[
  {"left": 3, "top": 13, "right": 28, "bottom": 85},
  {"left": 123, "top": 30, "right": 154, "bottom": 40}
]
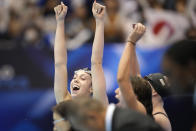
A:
[
  {"left": 54, "top": 2, "right": 68, "bottom": 22},
  {"left": 92, "top": 1, "right": 106, "bottom": 22},
  {"left": 127, "top": 23, "right": 146, "bottom": 44}
]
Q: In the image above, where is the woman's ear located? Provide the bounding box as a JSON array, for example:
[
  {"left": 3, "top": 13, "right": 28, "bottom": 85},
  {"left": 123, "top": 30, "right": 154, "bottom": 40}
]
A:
[
  {"left": 150, "top": 83, "right": 158, "bottom": 96},
  {"left": 152, "top": 88, "right": 158, "bottom": 96}
]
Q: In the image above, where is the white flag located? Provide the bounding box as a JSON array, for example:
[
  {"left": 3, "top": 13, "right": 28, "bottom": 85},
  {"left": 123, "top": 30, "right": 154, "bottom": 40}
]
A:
[{"left": 139, "top": 9, "right": 190, "bottom": 49}]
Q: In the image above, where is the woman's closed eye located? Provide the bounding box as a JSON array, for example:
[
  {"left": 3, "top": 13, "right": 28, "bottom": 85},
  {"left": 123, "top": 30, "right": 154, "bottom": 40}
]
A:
[{"left": 81, "top": 77, "right": 86, "bottom": 80}]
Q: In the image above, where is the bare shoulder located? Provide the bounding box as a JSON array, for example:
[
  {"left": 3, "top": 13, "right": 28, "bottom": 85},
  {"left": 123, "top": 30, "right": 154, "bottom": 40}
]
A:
[{"left": 154, "top": 114, "right": 172, "bottom": 131}]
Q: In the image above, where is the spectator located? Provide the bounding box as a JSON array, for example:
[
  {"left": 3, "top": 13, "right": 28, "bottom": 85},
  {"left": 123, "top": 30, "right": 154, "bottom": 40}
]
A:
[
  {"left": 0, "top": 0, "right": 10, "bottom": 38},
  {"left": 187, "top": 0, "right": 196, "bottom": 27},
  {"left": 65, "top": 0, "right": 93, "bottom": 50},
  {"left": 19, "top": 24, "right": 43, "bottom": 48},
  {"left": 103, "top": 0, "right": 124, "bottom": 43},
  {"left": 186, "top": 27, "right": 196, "bottom": 40},
  {"left": 117, "top": 0, "right": 144, "bottom": 40},
  {"left": 0, "top": 0, "right": 194, "bottom": 49}
]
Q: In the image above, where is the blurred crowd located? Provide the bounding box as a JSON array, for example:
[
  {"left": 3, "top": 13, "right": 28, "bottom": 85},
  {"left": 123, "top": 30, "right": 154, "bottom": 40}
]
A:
[{"left": 0, "top": 0, "right": 195, "bottom": 50}]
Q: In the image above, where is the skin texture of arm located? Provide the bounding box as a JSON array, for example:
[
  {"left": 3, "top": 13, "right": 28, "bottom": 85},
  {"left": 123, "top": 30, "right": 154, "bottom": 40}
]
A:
[
  {"left": 154, "top": 115, "right": 172, "bottom": 131},
  {"left": 54, "top": 2, "right": 71, "bottom": 104},
  {"left": 91, "top": 1, "right": 109, "bottom": 106},
  {"left": 117, "top": 23, "right": 146, "bottom": 114},
  {"left": 129, "top": 42, "right": 141, "bottom": 77},
  {"left": 128, "top": 24, "right": 146, "bottom": 77}
]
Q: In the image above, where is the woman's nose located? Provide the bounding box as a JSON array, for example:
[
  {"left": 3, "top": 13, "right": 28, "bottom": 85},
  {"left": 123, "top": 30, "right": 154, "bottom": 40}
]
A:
[{"left": 74, "top": 78, "right": 79, "bottom": 83}]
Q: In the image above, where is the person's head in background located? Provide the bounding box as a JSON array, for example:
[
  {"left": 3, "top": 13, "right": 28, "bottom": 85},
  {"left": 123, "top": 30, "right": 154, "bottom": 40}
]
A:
[
  {"left": 53, "top": 97, "right": 106, "bottom": 131},
  {"left": 72, "top": 0, "right": 89, "bottom": 20},
  {"left": 162, "top": 40, "right": 196, "bottom": 94},
  {"left": 147, "top": 0, "right": 164, "bottom": 9},
  {"left": 103, "top": 0, "right": 119, "bottom": 14},
  {"left": 186, "top": 27, "right": 196, "bottom": 41},
  {"left": 70, "top": 68, "right": 92, "bottom": 98},
  {"left": 175, "top": 0, "right": 187, "bottom": 14},
  {"left": 115, "top": 76, "right": 153, "bottom": 116}
]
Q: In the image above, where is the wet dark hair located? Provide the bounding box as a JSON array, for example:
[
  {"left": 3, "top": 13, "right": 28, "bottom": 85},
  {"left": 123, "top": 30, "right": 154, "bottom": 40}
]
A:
[
  {"left": 164, "top": 40, "right": 196, "bottom": 67},
  {"left": 130, "top": 76, "right": 153, "bottom": 117}
]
